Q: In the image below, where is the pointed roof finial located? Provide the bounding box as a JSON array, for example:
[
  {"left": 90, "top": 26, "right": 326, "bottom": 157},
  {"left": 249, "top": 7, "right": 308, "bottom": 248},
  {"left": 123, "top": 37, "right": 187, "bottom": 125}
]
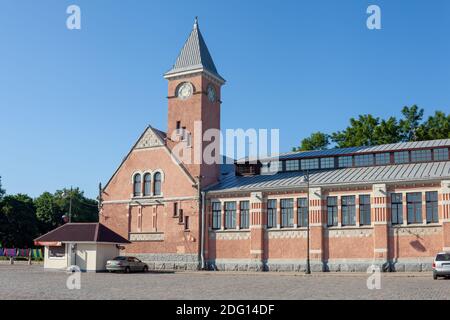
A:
[{"left": 194, "top": 16, "right": 198, "bottom": 29}]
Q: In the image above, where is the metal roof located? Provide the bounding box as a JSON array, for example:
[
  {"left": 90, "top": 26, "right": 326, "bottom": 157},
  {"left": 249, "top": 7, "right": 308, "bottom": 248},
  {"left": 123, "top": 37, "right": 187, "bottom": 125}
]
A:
[
  {"left": 164, "top": 18, "right": 224, "bottom": 82},
  {"left": 207, "top": 161, "right": 450, "bottom": 193},
  {"left": 246, "top": 139, "right": 450, "bottom": 162}
]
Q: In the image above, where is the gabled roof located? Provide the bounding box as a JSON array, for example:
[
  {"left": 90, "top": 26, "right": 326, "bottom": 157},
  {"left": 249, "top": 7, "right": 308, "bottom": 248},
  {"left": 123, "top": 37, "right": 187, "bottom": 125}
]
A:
[
  {"left": 164, "top": 18, "right": 225, "bottom": 83},
  {"left": 34, "top": 223, "right": 130, "bottom": 244},
  {"left": 102, "top": 125, "right": 197, "bottom": 192},
  {"left": 207, "top": 160, "right": 450, "bottom": 193}
]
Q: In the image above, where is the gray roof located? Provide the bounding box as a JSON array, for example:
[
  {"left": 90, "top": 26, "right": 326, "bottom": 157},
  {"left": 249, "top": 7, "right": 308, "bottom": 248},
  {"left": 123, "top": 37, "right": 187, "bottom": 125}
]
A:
[
  {"left": 243, "top": 139, "right": 450, "bottom": 162},
  {"left": 207, "top": 161, "right": 450, "bottom": 193},
  {"left": 165, "top": 18, "right": 224, "bottom": 82}
]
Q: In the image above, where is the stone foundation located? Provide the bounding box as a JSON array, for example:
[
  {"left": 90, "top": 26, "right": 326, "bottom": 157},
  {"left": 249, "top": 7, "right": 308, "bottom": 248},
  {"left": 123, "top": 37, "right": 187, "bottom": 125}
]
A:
[
  {"left": 207, "top": 258, "right": 434, "bottom": 273},
  {"left": 133, "top": 253, "right": 199, "bottom": 271}
]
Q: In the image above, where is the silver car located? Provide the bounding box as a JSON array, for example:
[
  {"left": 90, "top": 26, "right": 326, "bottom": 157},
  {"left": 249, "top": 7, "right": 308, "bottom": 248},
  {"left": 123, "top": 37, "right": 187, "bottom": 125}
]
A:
[
  {"left": 432, "top": 252, "right": 450, "bottom": 280},
  {"left": 106, "top": 256, "right": 148, "bottom": 273}
]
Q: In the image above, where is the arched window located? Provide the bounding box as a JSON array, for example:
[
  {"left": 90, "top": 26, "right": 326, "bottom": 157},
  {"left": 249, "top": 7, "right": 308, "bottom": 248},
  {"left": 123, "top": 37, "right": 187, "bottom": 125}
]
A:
[
  {"left": 153, "top": 172, "right": 162, "bottom": 196},
  {"left": 143, "top": 173, "right": 151, "bottom": 196},
  {"left": 133, "top": 174, "right": 141, "bottom": 197}
]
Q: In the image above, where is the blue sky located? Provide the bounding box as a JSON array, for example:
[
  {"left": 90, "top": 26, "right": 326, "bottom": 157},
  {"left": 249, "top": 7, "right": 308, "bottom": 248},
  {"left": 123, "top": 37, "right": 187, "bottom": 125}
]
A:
[{"left": 1, "top": 0, "right": 449, "bottom": 199}]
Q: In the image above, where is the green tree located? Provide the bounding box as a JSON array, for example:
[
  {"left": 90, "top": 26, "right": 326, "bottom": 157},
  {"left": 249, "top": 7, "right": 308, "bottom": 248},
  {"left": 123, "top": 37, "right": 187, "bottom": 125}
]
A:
[
  {"left": 0, "top": 194, "right": 38, "bottom": 247},
  {"left": 373, "top": 117, "right": 402, "bottom": 145},
  {"left": 331, "top": 114, "right": 381, "bottom": 148},
  {"left": 416, "top": 111, "right": 450, "bottom": 140},
  {"left": 293, "top": 132, "right": 329, "bottom": 151},
  {"left": 399, "top": 105, "right": 424, "bottom": 141},
  {"left": 0, "top": 176, "right": 5, "bottom": 200},
  {"left": 53, "top": 188, "right": 99, "bottom": 223},
  {"left": 35, "top": 192, "right": 63, "bottom": 234}
]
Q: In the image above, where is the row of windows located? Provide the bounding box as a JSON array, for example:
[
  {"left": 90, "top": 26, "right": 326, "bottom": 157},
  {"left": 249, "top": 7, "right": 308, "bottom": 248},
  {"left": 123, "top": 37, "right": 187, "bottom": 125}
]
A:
[
  {"left": 390, "top": 191, "right": 439, "bottom": 225},
  {"left": 211, "top": 191, "right": 439, "bottom": 229},
  {"left": 212, "top": 201, "right": 250, "bottom": 230},
  {"left": 261, "top": 148, "right": 449, "bottom": 173},
  {"left": 133, "top": 172, "right": 162, "bottom": 197}
]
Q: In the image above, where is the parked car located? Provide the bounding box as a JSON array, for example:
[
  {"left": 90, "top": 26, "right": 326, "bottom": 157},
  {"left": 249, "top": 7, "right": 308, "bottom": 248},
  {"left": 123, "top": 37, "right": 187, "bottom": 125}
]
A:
[
  {"left": 432, "top": 252, "right": 450, "bottom": 280},
  {"left": 106, "top": 256, "right": 148, "bottom": 273}
]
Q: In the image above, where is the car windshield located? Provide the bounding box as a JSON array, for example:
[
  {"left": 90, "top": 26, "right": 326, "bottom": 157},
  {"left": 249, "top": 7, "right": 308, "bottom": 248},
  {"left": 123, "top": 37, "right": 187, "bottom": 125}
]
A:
[
  {"left": 436, "top": 254, "right": 450, "bottom": 261},
  {"left": 113, "top": 256, "right": 127, "bottom": 261}
]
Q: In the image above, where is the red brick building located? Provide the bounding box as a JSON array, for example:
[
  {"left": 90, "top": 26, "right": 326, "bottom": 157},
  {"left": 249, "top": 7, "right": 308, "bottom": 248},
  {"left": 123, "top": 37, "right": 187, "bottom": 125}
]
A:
[{"left": 100, "top": 19, "right": 450, "bottom": 272}]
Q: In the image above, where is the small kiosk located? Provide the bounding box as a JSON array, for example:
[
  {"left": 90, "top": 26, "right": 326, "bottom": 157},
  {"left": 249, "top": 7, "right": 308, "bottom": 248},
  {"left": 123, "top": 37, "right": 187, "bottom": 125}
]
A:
[{"left": 34, "top": 223, "right": 130, "bottom": 272}]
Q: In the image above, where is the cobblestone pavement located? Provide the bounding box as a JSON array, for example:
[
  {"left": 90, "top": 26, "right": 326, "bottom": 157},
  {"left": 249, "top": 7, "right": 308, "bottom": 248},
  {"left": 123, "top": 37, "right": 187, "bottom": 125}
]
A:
[{"left": 0, "top": 265, "right": 449, "bottom": 300}]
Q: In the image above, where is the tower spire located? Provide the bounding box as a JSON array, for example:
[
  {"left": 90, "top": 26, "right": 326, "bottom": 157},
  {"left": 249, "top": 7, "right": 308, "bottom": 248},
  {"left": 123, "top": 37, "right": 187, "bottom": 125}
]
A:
[
  {"left": 194, "top": 16, "right": 198, "bottom": 29},
  {"left": 164, "top": 18, "right": 225, "bottom": 84}
]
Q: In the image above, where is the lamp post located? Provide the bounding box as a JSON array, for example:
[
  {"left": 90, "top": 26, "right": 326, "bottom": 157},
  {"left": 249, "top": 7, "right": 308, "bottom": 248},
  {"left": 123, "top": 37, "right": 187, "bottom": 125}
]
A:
[{"left": 304, "top": 171, "right": 311, "bottom": 275}]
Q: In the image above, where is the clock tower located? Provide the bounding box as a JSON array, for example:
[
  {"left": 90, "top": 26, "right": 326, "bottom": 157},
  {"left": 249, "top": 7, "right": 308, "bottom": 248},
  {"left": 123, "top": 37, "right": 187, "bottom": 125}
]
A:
[{"left": 164, "top": 18, "right": 225, "bottom": 187}]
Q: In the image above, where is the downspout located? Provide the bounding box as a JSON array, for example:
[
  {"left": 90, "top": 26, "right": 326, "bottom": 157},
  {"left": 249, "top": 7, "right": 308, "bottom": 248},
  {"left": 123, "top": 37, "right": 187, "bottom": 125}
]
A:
[{"left": 200, "top": 190, "right": 206, "bottom": 270}]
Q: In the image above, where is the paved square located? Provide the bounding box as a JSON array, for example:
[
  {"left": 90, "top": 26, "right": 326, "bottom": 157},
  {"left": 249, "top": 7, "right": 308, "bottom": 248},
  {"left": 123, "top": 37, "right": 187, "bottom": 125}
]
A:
[{"left": 0, "top": 265, "right": 448, "bottom": 300}]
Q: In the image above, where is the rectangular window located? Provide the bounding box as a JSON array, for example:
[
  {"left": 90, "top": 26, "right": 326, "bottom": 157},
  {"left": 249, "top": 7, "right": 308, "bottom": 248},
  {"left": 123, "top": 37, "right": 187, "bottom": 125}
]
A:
[
  {"left": 267, "top": 199, "right": 277, "bottom": 228},
  {"left": 285, "top": 160, "right": 299, "bottom": 171},
  {"left": 391, "top": 193, "right": 403, "bottom": 225},
  {"left": 426, "top": 191, "right": 438, "bottom": 223},
  {"left": 184, "top": 216, "right": 190, "bottom": 230},
  {"left": 407, "top": 193, "right": 422, "bottom": 224},
  {"left": 297, "top": 198, "right": 308, "bottom": 227},
  {"left": 327, "top": 196, "right": 338, "bottom": 227},
  {"left": 224, "top": 202, "right": 237, "bottom": 229},
  {"left": 240, "top": 201, "right": 250, "bottom": 229},
  {"left": 280, "top": 199, "right": 294, "bottom": 228},
  {"left": 359, "top": 195, "right": 371, "bottom": 226},
  {"left": 338, "top": 156, "right": 353, "bottom": 168},
  {"left": 176, "top": 121, "right": 181, "bottom": 133},
  {"left": 433, "top": 148, "right": 449, "bottom": 161},
  {"left": 341, "top": 196, "right": 356, "bottom": 226},
  {"left": 320, "top": 157, "right": 335, "bottom": 169},
  {"left": 354, "top": 154, "right": 374, "bottom": 167},
  {"left": 270, "top": 161, "right": 283, "bottom": 173},
  {"left": 375, "top": 153, "right": 391, "bottom": 165},
  {"left": 411, "top": 149, "right": 432, "bottom": 162},
  {"left": 301, "top": 158, "right": 319, "bottom": 170},
  {"left": 48, "top": 246, "right": 65, "bottom": 258},
  {"left": 260, "top": 162, "right": 270, "bottom": 174},
  {"left": 212, "top": 202, "right": 222, "bottom": 230},
  {"left": 173, "top": 202, "right": 178, "bottom": 217},
  {"left": 394, "top": 151, "right": 409, "bottom": 164}
]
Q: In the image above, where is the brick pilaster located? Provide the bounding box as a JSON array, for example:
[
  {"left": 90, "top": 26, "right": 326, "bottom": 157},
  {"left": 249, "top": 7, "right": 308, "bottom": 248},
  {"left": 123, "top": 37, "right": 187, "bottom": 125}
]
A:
[
  {"left": 372, "top": 184, "right": 389, "bottom": 269},
  {"left": 440, "top": 180, "right": 450, "bottom": 251},
  {"left": 250, "top": 192, "right": 266, "bottom": 271},
  {"left": 309, "top": 187, "right": 325, "bottom": 270}
]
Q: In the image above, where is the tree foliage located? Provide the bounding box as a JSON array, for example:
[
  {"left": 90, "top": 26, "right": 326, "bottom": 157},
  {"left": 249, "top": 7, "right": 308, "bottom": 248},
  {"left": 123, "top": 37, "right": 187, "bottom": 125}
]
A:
[
  {"left": 0, "top": 187, "right": 98, "bottom": 248},
  {"left": 0, "top": 194, "right": 38, "bottom": 248},
  {"left": 294, "top": 106, "right": 449, "bottom": 150},
  {"left": 293, "top": 132, "right": 329, "bottom": 151},
  {"left": 0, "top": 176, "right": 5, "bottom": 200}
]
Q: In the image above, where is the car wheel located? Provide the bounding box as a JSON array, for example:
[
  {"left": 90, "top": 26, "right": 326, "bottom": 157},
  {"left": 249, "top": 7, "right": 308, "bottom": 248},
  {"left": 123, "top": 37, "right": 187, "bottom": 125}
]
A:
[
  {"left": 124, "top": 267, "right": 130, "bottom": 274},
  {"left": 143, "top": 265, "right": 148, "bottom": 273},
  {"left": 433, "top": 273, "right": 438, "bottom": 280}
]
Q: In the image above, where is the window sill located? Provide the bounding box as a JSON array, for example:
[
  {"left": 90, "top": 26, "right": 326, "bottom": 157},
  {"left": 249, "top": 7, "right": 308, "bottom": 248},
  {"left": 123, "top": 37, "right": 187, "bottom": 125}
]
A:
[
  {"left": 327, "top": 225, "right": 373, "bottom": 230},
  {"left": 132, "top": 195, "right": 164, "bottom": 200},
  {"left": 392, "top": 223, "right": 442, "bottom": 228},
  {"left": 210, "top": 229, "right": 250, "bottom": 233}
]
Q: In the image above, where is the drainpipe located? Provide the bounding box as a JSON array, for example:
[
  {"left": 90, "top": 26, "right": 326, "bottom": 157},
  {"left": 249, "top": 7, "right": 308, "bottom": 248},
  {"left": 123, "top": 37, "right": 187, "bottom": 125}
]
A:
[{"left": 200, "top": 190, "right": 206, "bottom": 270}]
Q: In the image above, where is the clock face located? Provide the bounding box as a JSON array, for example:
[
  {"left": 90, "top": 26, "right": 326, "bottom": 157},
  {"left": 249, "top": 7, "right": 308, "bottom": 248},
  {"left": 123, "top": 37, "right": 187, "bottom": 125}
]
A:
[
  {"left": 178, "top": 82, "right": 193, "bottom": 100},
  {"left": 207, "top": 85, "right": 216, "bottom": 103}
]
